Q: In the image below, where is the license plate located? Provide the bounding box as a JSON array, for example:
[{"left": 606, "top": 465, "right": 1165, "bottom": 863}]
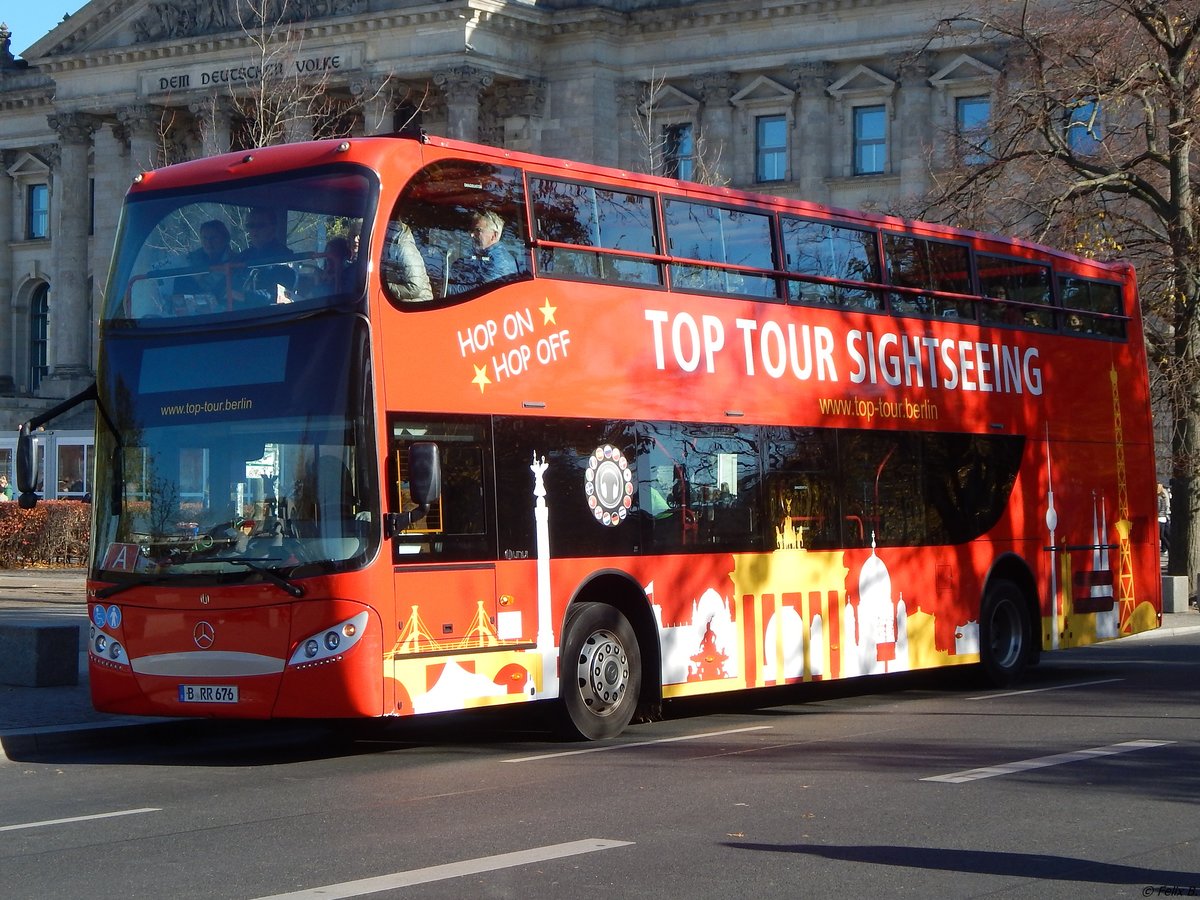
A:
[{"left": 178, "top": 684, "right": 239, "bottom": 703}]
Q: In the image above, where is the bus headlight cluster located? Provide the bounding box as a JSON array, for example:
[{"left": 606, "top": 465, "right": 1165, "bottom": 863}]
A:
[
  {"left": 89, "top": 624, "right": 129, "bottom": 667},
  {"left": 288, "top": 612, "right": 369, "bottom": 667}
]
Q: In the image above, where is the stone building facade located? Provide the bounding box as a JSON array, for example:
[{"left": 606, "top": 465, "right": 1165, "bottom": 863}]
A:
[{"left": 0, "top": 0, "right": 999, "bottom": 494}]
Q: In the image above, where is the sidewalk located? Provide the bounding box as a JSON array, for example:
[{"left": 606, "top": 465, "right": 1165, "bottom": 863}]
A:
[{"left": 2, "top": 568, "right": 1199, "bottom": 760}]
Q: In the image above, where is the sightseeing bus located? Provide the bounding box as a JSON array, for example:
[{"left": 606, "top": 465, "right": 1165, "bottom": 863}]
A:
[{"left": 17, "top": 131, "right": 1160, "bottom": 739}]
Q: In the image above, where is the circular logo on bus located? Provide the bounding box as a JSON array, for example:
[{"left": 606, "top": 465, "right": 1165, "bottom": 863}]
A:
[{"left": 585, "top": 444, "right": 633, "bottom": 527}]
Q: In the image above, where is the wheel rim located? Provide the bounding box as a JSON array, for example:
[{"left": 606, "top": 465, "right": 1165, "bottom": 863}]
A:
[
  {"left": 987, "top": 597, "right": 1022, "bottom": 670},
  {"left": 574, "top": 628, "right": 630, "bottom": 718}
]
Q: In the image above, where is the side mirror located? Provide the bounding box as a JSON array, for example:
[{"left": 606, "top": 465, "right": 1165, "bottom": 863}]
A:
[{"left": 386, "top": 441, "right": 441, "bottom": 537}]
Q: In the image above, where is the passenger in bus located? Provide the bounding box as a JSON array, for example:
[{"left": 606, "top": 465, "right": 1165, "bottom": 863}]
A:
[
  {"left": 382, "top": 220, "right": 433, "bottom": 302},
  {"left": 172, "top": 219, "right": 233, "bottom": 308},
  {"left": 448, "top": 210, "right": 518, "bottom": 293},
  {"left": 234, "top": 208, "right": 297, "bottom": 305},
  {"left": 313, "top": 236, "right": 357, "bottom": 295}
]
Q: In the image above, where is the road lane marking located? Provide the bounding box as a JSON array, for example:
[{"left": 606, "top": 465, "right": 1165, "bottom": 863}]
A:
[
  {"left": 0, "top": 807, "right": 161, "bottom": 832},
  {"left": 923, "top": 739, "right": 1175, "bottom": 783},
  {"left": 502, "top": 725, "right": 774, "bottom": 763},
  {"left": 965, "top": 677, "right": 1124, "bottom": 700},
  {"left": 251, "top": 838, "right": 633, "bottom": 900}
]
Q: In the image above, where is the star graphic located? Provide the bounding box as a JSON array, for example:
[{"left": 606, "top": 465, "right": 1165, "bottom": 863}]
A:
[
  {"left": 472, "top": 364, "right": 492, "bottom": 393},
  {"left": 539, "top": 298, "right": 557, "bottom": 326}
]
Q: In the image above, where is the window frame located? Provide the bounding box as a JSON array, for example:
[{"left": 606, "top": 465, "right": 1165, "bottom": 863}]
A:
[
  {"left": 853, "top": 105, "right": 888, "bottom": 176},
  {"left": 755, "top": 114, "right": 789, "bottom": 183},
  {"left": 27, "top": 182, "right": 50, "bottom": 240}
]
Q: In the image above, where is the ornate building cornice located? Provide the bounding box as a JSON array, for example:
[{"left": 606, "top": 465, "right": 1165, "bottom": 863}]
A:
[{"left": 132, "top": 0, "right": 369, "bottom": 44}]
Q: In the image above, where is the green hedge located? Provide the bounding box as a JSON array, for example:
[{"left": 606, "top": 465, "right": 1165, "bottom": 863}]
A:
[{"left": 0, "top": 501, "right": 91, "bottom": 568}]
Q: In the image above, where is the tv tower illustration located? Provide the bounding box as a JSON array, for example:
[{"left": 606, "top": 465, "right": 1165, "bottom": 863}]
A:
[
  {"left": 531, "top": 452, "right": 560, "bottom": 697},
  {"left": 1110, "top": 365, "right": 1136, "bottom": 633},
  {"left": 1045, "top": 427, "right": 1060, "bottom": 650}
]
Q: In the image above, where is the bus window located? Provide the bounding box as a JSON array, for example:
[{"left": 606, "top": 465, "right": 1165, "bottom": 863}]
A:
[
  {"left": 838, "top": 431, "right": 928, "bottom": 547},
  {"left": 640, "top": 422, "right": 759, "bottom": 553},
  {"left": 387, "top": 159, "right": 530, "bottom": 302},
  {"left": 780, "top": 216, "right": 882, "bottom": 310},
  {"left": 106, "top": 169, "right": 372, "bottom": 322},
  {"left": 883, "top": 234, "right": 974, "bottom": 320},
  {"left": 764, "top": 427, "right": 841, "bottom": 550},
  {"left": 1059, "top": 275, "right": 1126, "bottom": 338},
  {"left": 493, "top": 417, "right": 639, "bottom": 558},
  {"left": 391, "top": 418, "right": 490, "bottom": 560},
  {"left": 977, "top": 254, "right": 1055, "bottom": 329},
  {"left": 531, "top": 178, "right": 661, "bottom": 285},
  {"left": 663, "top": 200, "right": 778, "bottom": 299}
]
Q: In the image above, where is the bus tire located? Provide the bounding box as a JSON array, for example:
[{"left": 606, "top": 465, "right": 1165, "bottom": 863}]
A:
[
  {"left": 979, "top": 577, "right": 1032, "bottom": 687},
  {"left": 559, "top": 601, "right": 641, "bottom": 741}
]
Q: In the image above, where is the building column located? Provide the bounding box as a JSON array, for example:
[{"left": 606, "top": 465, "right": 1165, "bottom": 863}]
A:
[
  {"left": 434, "top": 66, "right": 493, "bottom": 142},
  {"left": 0, "top": 152, "right": 15, "bottom": 393},
  {"left": 693, "top": 72, "right": 735, "bottom": 184},
  {"left": 118, "top": 105, "right": 163, "bottom": 177},
  {"left": 354, "top": 76, "right": 393, "bottom": 135},
  {"left": 896, "top": 58, "right": 934, "bottom": 197},
  {"left": 616, "top": 81, "right": 643, "bottom": 171},
  {"left": 792, "top": 63, "right": 833, "bottom": 204},
  {"left": 489, "top": 78, "right": 547, "bottom": 153},
  {"left": 45, "top": 112, "right": 98, "bottom": 394},
  {"left": 190, "top": 96, "right": 233, "bottom": 157}
]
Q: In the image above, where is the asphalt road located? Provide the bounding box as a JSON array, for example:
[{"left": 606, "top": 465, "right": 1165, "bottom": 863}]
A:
[{"left": 2, "top": 627, "right": 1197, "bottom": 900}]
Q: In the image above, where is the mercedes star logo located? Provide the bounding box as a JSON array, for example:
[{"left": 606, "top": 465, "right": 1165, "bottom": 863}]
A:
[{"left": 193, "top": 621, "right": 216, "bottom": 650}]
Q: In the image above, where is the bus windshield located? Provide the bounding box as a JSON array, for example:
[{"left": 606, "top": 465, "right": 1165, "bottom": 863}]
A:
[
  {"left": 91, "top": 318, "right": 376, "bottom": 584},
  {"left": 103, "top": 167, "right": 375, "bottom": 322}
]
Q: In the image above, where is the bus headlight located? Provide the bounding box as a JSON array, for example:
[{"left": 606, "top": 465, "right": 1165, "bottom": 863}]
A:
[{"left": 289, "top": 612, "right": 369, "bottom": 667}]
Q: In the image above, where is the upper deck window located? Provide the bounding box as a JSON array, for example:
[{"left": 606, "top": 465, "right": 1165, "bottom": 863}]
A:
[
  {"left": 106, "top": 169, "right": 374, "bottom": 323},
  {"left": 883, "top": 234, "right": 974, "bottom": 319},
  {"left": 1059, "top": 275, "right": 1126, "bottom": 338},
  {"left": 663, "top": 199, "right": 777, "bottom": 299},
  {"left": 384, "top": 159, "right": 529, "bottom": 305},
  {"left": 977, "top": 254, "right": 1054, "bottom": 329},
  {"left": 531, "top": 178, "right": 661, "bottom": 286},
  {"left": 781, "top": 216, "right": 881, "bottom": 310}
]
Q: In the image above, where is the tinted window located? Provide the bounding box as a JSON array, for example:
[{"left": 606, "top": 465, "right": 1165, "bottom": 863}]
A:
[
  {"left": 1059, "top": 276, "right": 1126, "bottom": 338},
  {"left": 781, "top": 217, "right": 881, "bottom": 310},
  {"left": 386, "top": 160, "right": 530, "bottom": 304},
  {"left": 883, "top": 234, "right": 974, "bottom": 319},
  {"left": 531, "top": 178, "right": 661, "bottom": 285},
  {"left": 663, "top": 200, "right": 777, "bottom": 299},
  {"left": 977, "top": 254, "right": 1054, "bottom": 329}
]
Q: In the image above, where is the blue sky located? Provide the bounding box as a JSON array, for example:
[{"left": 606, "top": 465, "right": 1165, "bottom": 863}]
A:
[{"left": 4, "top": 3, "right": 89, "bottom": 57}]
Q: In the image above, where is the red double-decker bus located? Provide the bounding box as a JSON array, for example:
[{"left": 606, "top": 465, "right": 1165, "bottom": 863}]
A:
[{"left": 19, "top": 132, "right": 1160, "bottom": 739}]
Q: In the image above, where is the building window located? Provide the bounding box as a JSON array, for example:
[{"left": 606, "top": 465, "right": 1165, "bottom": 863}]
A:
[
  {"left": 755, "top": 115, "right": 788, "bottom": 182},
  {"left": 955, "top": 95, "right": 991, "bottom": 165},
  {"left": 662, "top": 123, "right": 695, "bottom": 181},
  {"left": 853, "top": 105, "right": 887, "bottom": 175},
  {"left": 30, "top": 283, "right": 49, "bottom": 393},
  {"left": 27, "top": 183, "right": 49, "bottom": 239},
  {"left": 1067, "top": 100, "right": 1103, "bottom": 154}
]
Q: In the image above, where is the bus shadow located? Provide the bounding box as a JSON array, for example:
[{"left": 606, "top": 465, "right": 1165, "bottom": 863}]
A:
[{"left": 724, "top": 840, "right": 1200, "bottom": 887}]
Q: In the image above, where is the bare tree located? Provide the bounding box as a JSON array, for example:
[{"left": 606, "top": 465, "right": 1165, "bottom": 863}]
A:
[
  {"left": 917, "top": 0, "right": 1200, "bottom": 591},
  {"left": 629, "top": 72, "right": 728, "bottom": 186}
]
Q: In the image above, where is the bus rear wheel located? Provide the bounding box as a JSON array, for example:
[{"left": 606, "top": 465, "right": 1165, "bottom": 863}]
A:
[
  {"left": 559, "top": 602, "right": 641, "bottom": 741},
  {"left": 979, "top": 578, "right": 1032, "bottom": 688}
]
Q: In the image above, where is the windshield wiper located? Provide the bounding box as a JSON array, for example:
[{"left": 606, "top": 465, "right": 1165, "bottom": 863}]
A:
[
  {"left": 96, "top": 573, "right": 180, "bottom": 599},
  {"left": 223, "top": 559, "right": 306, "bottom": 597}
]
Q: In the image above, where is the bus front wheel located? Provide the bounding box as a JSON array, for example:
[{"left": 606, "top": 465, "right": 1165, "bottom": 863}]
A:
[
  {"left": 559, "top": 602, "right": 641, "bottom": 740},
  {"left": 979, "top": 578, "right": 1032, "bottom": 688}
]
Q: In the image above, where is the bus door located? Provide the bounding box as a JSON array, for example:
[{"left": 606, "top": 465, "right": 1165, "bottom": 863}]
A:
[{"left": 387, "top": 417, "right": 501, "bottom": 710}]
